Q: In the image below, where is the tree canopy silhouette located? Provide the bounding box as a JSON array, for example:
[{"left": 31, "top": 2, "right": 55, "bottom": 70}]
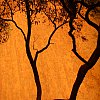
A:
[
  {"left": 0, "top": 0, "right": 68, "bottom": 100},
  {"left": 0, "top": 0, "right": 100, "bottom": 100}
]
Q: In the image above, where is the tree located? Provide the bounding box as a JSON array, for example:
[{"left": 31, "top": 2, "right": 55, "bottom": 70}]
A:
[
  {"left": 60, "top": 0, "right": 100, "bottom": 100},
  {"left": 0, "top": 0, "right": 68, "bottom": 100},
  {"left": 0, "top": 0, "right": 100, "bottom": 100}
]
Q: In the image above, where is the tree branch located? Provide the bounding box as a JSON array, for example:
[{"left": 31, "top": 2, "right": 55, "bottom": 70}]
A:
[
  {"left": 5, "top": 0, "right": 14, "bottom": 20},
  {"left": 44, "top": 11, "right": 56, "bottom": 28},
  {"left": 60, "top": 0, "right": 71, "bottom": 16},
  {"left": 60, "top": 0, "right": 88, "bottom": 64},
  {"left": 69, "top": 18, "right": 88, "bottom": 64},
  {"left": 75, "top": 0, "right": 89, "bottom": 8},
  {"left": 0, "top": 17, "right": 27, "bottom": 41},
  {"left": 69, "top": 2, "right": 100, "bottom": 100},
  {"left": 37, "top": 20, "right": 68, "bottom": 54},
  {"left": 50, "top": 1, "right": 57, "bottom": 23}
]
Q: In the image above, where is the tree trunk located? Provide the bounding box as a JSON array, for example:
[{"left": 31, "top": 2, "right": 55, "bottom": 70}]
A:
[
  {"left": 26, "top": 43, "right": 42, "bottom": 100},
  {"left": 69, "top": 64, "right": 88, "bottom": 100},
  {"left": 69, "top": 47, "right": 100, "bottom": 100},
  {"left": 25, "top": 0, "right": 42, "bottom": 99}
]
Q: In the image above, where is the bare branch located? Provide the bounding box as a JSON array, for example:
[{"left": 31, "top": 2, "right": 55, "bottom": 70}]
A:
[
  {"left": 0, "top": 17, "right": 27, "bottom": 41},
  {"left": 60, "top": 0, "right": 89, "bottom": 64},
  {"left": 78, "top": 12, "right": 85, "bottom": 20},
  {"left": 85, "top": 2, "right": 100, "bottom": 30},
  {"left": 60, "top": 0, "right": 71, "bottom": 16},
  {"left": 44, "top": 11, "right": 56, "bottom": 28},
  {"left": 68, "top": 18, "right": 88, "bottom": 64},
  {"left": 33, "top": 36, "right": 39, "bottom": 51},
  {"left": 37, "top": 20, "right": 68, "bottom": 54},
  {"left": 75, "top": 0, "right": 89, "bottom": 8}
]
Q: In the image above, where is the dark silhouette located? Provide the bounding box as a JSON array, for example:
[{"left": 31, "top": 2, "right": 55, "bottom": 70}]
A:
[
  {"left": 0, "top": 0, "right": 100, "bottom": 100},
  {"left": 60, "top": 0, "right": 100, "bottom": 100},
  {"left": 0, "top": 0, "right": 68, "bottom": 99},
  {"left": 0, "top": 19, "right": 10, "bottom": 43}
]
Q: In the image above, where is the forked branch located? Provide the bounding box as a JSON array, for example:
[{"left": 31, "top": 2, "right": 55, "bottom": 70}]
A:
[
  {"left": 69, "top": 1, "right": 100, "bottom": 100},
  {"left": 60, "top": 0, "right": 88, "bottom": 64},
  {"left": 37, "top": 19, "right": 68, "bottom": 54}
]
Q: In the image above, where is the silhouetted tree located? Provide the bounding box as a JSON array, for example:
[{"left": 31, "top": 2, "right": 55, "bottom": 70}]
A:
[
  {"left": 0, "top": 0, "right": 68, "bottom": 100},
  {"left": 0, "top": 0, "right": 42, "bottom": 99},
  {"left": 0, "top": 0, "right": 100, "bottom": 100},
  {"left": 60, "top": 0, "right": 100, "bottom": 100}
]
